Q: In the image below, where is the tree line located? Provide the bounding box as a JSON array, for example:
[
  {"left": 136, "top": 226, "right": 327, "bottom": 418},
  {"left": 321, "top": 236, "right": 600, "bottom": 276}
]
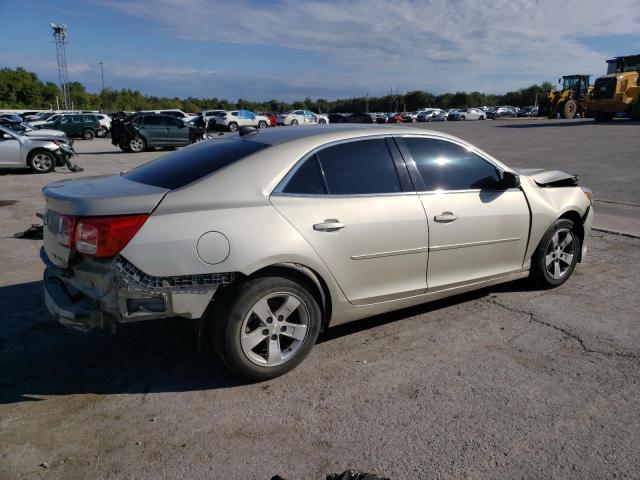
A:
[{"left": 0, "top": 67, "right": 554, "bottom": 113}]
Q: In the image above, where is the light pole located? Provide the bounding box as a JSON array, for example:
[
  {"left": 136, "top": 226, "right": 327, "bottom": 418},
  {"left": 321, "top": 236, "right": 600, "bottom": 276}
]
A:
[
  {"left": 99, "top": 61, "right": 105, "bottom": 93},
  {"left": 366, "top": 93, "right": 369, "bottom": 113}
]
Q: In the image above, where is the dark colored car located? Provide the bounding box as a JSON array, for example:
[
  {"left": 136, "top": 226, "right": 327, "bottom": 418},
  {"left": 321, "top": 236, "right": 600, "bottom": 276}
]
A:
[
  {"left": 111, "top": 113, "right": 207, "bottom": 153},
  {"left": 488, "top": 107, "right": 518, "bottom": 119},
  {"left": 259, "top": 112, "right": 277, "bottom": 127},
  {"left": 328, "top": 113, "right": 348, "bottom": 123},
  {"left": 35, "top": 114, "right": 101, "bottom": 140},
  {"left": 345, "top": 112, "right": 374, "bottom": 123},
  {"left": 387, "top": 112, "right": 406, "bottom": 123}
]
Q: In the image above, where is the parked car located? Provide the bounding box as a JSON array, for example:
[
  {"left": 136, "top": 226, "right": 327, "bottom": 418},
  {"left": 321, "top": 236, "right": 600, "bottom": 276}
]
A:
[
  {"left": 346, "top": 112, "right": 374, "bottom": 123},
  {"left": 213, "top": 110, "right": 270, "bottom": 132},
  {"left": 95, "top": 114, "right": 112, "bottom": 137},
  {"left": 29, "top": 114, "right": 64, "bottom": 127},
  {"left": 387, "top": 112, "right": 406, "bottom": 123},
  {"left": 34, "top": 114, "right": 101, "bottom": 140},
  {"left": 447, "top": 108, "right": 487, "bottom": 121},
  {"left": 430, "top": 110, "right": 449, "bottom": 121},
  {"left": 258, "top": 112, "right": 277, "bottom": 127},
  {"left": 277, "top": 110, "right": 330, "bottom": 126},
  {"left": 517, "top": 106, "right": 538, "bottom": 117},
  {"left": 488, "top": 106, "right": 518, "bottom": 119},
  {"left": 110, "top": 113, "right": 208, "bottom": 152},
  {"left": 0, "top": 125, "right": 75, "bottom": 173},
  {"left": 328, "top": 113, "right": 348, "bottom": 124},
  {"left": 416, "top": 109, "right": 436, "bottom": 122},
  {"left": 41, "top": 124, "right": 593, "bottom": 380},
  {"left": 0, "top": 118, "right": 67, "bottom": 140}
]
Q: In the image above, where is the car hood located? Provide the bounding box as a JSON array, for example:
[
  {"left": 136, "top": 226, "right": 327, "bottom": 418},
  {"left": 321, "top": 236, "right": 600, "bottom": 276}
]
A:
[
  {"left": 515, "top": 168, "right": 577, "bottom": 185},
  {"left": 24, "top": 129, "right": 66, "bottom": 139}
]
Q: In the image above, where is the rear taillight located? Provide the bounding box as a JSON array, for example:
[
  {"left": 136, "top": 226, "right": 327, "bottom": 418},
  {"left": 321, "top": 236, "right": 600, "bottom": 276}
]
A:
[
  {"left": 54, "top": 213, "right": 148, "bottom": 258},
  {"left": 74, "top": 214, "right": 149, "bottom": 258}
]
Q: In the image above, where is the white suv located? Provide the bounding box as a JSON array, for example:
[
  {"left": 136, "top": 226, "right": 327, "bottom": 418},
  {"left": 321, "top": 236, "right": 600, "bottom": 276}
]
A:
[{"left": 214, "top": 110, "right": 270, "bottom": 132}]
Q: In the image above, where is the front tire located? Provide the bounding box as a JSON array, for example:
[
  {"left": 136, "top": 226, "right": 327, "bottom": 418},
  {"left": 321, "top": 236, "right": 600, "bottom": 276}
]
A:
[
  {"left": 530, "top": 219, "right": 581, "bottom": 288},
  {"left": 27, "top": 150, "right": 55, "bottom": 173},
  {"left": 212, "top": 276, "right": 322, "bottom": 380},
  {"left": 228, "top": 122, "right": 238, "bottom": 132},
  {"left": 83, "top": 129, "right": 95, "bottom": 140},
  {"left": 258, "top": 120, "right": 268, "bottom": 129},
  {"left": 561, "top": 100, "right": 577, "bottom": 119},
  {"left": 290, "top": 119, "right": 298, "bottom": 126}
]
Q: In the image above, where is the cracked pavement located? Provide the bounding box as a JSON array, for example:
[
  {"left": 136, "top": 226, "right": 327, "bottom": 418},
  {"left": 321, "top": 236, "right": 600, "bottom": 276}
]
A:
[{"left": 1, "top": 134, "right": 639, "bottom": 479}]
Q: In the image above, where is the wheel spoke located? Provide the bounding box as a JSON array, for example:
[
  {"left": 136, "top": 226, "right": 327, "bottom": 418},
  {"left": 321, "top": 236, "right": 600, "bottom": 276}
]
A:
[
  {"left": 551, "top": 232, "right": 560, "bottom": 247},
  {"left": 559, "top": 253, "right": 574, "bottom": 265},
  {"left": 274, "top": 296, "right": 301, "bottom": 321},
  {"left": 553, "top": 260, "right": 560, "bottom": 278},
  {"left": 251, "top": 297, "right": 274, "bottom": 323},
  {"left": 559, "top": 234, "right": 573, "bottom": 250},
  {"left": 280, "top": 322, "right": 307, "bottom": 342},
  {"left": 267, "top": 336, "right": 282, "bottom": 364},
  {"left": 545, "top": 253, "right": 554, "bottom": 267},
  {"left": 241, "top": 328, "right": 267, "bottom": 351}
]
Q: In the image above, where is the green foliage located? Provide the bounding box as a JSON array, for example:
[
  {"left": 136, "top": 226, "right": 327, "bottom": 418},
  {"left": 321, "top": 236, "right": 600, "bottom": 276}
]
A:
[{"left": 0, "top": 67, "right": 552, "bottom": 113}]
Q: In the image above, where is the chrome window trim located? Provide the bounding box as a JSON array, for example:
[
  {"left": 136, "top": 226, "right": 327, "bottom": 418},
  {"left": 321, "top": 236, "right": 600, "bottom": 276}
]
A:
[
  {"left": 272, "top": 133, "right": 407, "bottom": 197},
  {"left": 417, "top": 187, "right": 522, "bottom": 195}
]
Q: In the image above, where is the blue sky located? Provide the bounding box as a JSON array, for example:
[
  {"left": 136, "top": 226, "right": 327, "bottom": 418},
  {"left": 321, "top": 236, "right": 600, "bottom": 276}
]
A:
[{"left": 1, "top": 0, "right": 639, "bottom": 101}]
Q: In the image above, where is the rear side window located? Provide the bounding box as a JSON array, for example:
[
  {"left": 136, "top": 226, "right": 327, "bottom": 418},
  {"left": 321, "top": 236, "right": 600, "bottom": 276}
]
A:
[
  {"left": 403, "top": 137, "right": 501, "bottom": 191},
  {"left": 283, "top": 156, "right": 326, "bottom": 195},
  {"left": 123, "top": 139, "right": 270, "bottom": 189},
  {"left": 316, "top": 139, "right": 401, "bottom": 194},
  {"left": 164, "top": 117, "right": 183, "bottom": 127}
]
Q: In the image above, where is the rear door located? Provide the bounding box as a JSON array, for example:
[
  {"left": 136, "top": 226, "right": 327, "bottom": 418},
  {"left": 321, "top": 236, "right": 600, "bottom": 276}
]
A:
[
  {"left": 271, "top": 137, "right": 429, "bottom": 305},
  {"left": 396, "top": 136, "right": 529, "bottom": 289}
]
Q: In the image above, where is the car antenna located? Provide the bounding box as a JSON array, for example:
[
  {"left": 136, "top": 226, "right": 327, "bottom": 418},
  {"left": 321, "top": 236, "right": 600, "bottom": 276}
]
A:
[{"left": 238, "top": 126, "right": 258, "bottom": 137}]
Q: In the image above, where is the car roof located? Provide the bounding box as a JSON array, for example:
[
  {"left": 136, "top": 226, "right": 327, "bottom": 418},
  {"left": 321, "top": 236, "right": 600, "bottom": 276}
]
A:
[{"left": 226, "top": 124, "right": 460, "bottom": 146}]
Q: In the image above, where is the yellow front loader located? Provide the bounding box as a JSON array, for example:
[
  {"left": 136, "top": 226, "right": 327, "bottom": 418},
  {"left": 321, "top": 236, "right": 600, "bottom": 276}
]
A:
[{"left": 542, "top": 75, "right": 592, "bottom": 119}]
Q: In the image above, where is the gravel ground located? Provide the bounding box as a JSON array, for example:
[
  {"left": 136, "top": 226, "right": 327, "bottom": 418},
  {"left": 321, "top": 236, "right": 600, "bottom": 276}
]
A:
[{"left": 0, "top": 121, "right": 639, "bottom": 479}]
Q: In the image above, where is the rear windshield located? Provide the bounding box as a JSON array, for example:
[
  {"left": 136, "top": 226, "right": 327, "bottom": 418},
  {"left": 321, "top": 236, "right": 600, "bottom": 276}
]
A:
[{"left": 123, "top": 138, "right": 270, "bottom": 189}]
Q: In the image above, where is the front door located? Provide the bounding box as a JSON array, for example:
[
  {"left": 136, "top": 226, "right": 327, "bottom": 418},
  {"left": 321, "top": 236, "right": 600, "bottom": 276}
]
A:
[
  {"left": 397, "top": 136, "right": 529, "bottom": 289},
  {"left": 141, "top": 116, "right": 168, "bottom": 146},
  {"left": 0, "top": 131, "right": 21, "bottom": 166},
  {"left": 164, "top": 117, "right": 189, "bottom": 145},
  {"left": 271, "top": 137, "right": 429, "bottom": 305}
]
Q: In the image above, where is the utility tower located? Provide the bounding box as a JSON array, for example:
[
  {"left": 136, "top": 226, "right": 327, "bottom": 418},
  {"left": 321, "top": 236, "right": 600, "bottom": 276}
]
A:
[{"left": 50, "top": 23, "right": 70, "bottom": 110}]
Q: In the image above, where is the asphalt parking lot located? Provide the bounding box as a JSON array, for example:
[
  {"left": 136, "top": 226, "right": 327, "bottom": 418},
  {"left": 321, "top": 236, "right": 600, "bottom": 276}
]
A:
[{"left": 1, "top": 119, "right": 639, "bottom": 479}]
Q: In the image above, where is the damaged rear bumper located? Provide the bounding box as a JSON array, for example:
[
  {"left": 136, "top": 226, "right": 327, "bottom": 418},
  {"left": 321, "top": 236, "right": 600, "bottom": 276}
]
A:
[{"left": 41, "top": 247, "right": 235, "bottom": 332}]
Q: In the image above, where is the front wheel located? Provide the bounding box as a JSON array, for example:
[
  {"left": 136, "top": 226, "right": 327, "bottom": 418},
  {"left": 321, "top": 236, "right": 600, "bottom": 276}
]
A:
[
  {"left": 27, "top": 150, "right": 55, "bottom": 173},
  {"left": 318, "top": 119, "right": 326, "bottom": 124},
  {"left": 227, "top": 122, "right": 238, "bottom": 132},
  {"left": 561, "top": 100, "right": 577, "bottom": 119},
  {"left": 258, "top": 120, "right": 268, "bottom": 129},
  {"left": 212, "top": 276, "right": 322, "bottom": 380},
  {"left": 290, "top": 119, "right": 298, "bottom": 126},
  {"left": 530, "top": 219, "right": 581, "bottom": 288},
  {"left": 83, "top": 129, "right": 95, "bottom": 140}
]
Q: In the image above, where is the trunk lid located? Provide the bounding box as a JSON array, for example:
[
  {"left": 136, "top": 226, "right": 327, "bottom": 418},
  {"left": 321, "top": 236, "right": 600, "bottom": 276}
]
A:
[{"left": 43, "top": 174, "right": 169, "bottom": 268}]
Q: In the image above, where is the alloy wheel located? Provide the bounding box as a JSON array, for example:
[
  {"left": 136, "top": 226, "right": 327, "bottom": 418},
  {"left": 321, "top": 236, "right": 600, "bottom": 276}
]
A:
[
  {"left": 545, "top": 228, "right": 576, "bottom": 280},
  {"left": 130, "top": 137, "right": 144, "bottom": 152},
  {"left": 31, "top": 153, "right": 53, "bottom": 172},
  {"left": 240, "top": 292, "right": 309, "bottom": 367}
]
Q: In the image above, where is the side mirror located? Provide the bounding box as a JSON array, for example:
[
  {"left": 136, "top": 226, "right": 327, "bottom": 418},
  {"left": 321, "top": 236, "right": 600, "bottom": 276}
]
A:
[
  {"left": 2, "top": 133, "right": 13, "bottom": 140},
  {"left": 501, "top": 171, "right": 520, "bottom": 189}
]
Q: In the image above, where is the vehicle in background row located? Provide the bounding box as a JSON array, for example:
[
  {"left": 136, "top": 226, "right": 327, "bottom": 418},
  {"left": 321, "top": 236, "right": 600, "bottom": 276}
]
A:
[
  {"left": 346, "top": 112, "right": 375, "bottom": 123},
  {"left": 0, "top": 118, "right": 68, "bottom": 140},
  {"left": 95, "top": 114, "right": 112, "bottom": 137},
  {"left": 487, "top": 106, "right": 518, "bottom": 119},
  {"left": 140, "top": 109, "right": 198, "bottom": 123},
  {"left": 0, "top": 125, "right": 75, "bottom": 173},
  {"left": 386, "top": 112, "right": 406, "bottom": 123},
  {"left": 328, "top": 113, "right": 348, "bottom": 124},
  {"left": 542, "top": 75, "right": 592, "bottom": 119},
  {"left": 34, "top": 114, "right": 101, "bottom": 140},
  {"left": 259, "top": 112, "right": 278, "bottom": 127},
  {"left": 213, "top": 110, "right": 270, "bottom": 132},
  {"left": 277, "top": 110, "right": 330, "bottom": 126},
  {"left": 430, "top": 110, "right": 450, "bottom": 121},
  {"left": 517, "top": 106, "right": 538, "bottom": 117},
  {"left": 41, "top": 124, "right": 593, "bottom": 380},
  {"left": 447, "top": 108, "right": 486, "bottom": 121},
  {"left": 29, "top": 114, "right": 64, "bottom": 127},
  {"left": 111, "top": 113, "right": 208, "bottom": 152}
]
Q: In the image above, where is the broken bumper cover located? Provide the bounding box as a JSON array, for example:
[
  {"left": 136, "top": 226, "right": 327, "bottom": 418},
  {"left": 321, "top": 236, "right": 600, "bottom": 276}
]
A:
[{"left": 41, "top": 247, "right": 235, "bottom": 332}]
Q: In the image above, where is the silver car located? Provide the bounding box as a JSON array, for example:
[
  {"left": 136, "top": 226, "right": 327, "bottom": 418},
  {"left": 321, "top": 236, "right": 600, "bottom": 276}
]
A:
[
  {"left": 41, "top": 125, "right": 593, "bottom": 379},
  {"left": 277, "top": 110, "right": 329, "bottom": 126},
  {"left": 0, "top": 125, "right": 74, "bottom": 173}
]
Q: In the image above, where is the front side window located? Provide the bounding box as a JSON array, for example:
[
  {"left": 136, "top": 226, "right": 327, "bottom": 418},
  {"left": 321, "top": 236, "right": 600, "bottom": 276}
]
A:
[
  {"left": 316, "top": 138, "right": 401, "bottom": 195},
  {"left": 402, "top": 137, "right": 501, "bottom": 191},
  {"left": 142, "top": 116, "right": 164, "bottom": 126},
  {"left": 163, "top": 117, "right": 183, "bottom": 127}
]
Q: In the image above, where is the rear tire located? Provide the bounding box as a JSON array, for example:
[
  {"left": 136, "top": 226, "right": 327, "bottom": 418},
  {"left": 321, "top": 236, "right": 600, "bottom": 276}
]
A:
[
  {"left": 258, "top": 120, "right": 268, "bottom": 129},
  {"left": 27, "top": 150, "right": 55, "bottom": 173},
  {"left": 129, "top": 136, "right": 146, "bottom": 153},
  {"left": 318, "top": 118, "right": 326, "bottom": 124},
  {"left": 290, "top": 119, "right": 298, "bottom": 126},
  {"left": 228, "top": 122, "right": 238, "bottom": 132},
  {"left": 530, "top": 218, "right": 581, "bottom": 288},
  {"left": 211, "top": 276, "right": 322, "bottom": 380},
  {"left": 83, "top": 129, "right": 95, "bottom": 140},
  {"left": 561, "top": 100, "right": 577, "bottom": 119}
]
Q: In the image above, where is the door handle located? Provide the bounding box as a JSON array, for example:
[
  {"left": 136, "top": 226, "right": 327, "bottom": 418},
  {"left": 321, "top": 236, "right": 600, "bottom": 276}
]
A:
[
  {"left": 434, "top": 212, "right": 458, "bottom": 223},
  {"left": 313, "top": 219, "right": 345, "bottom": 232}
]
